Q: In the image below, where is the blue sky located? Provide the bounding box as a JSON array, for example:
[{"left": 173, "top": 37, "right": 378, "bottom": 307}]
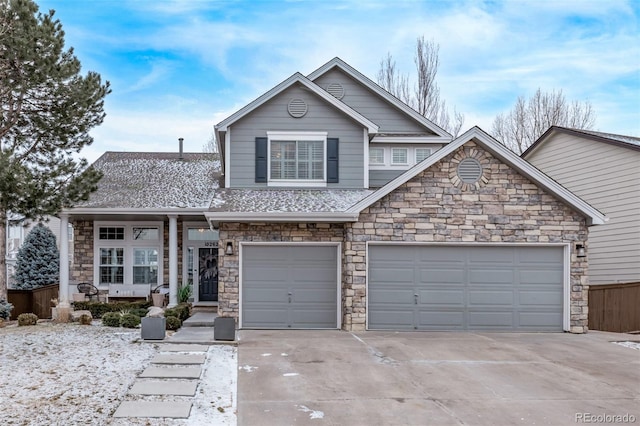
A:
[{"left": 37, "top": 0, "right": 640, "bottom": 162}]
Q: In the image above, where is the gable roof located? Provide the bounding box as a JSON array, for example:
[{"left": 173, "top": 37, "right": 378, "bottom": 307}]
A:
[
  {"left": 307, "top": 57, "right": 452, "bottom": 139},
  {"left": 523, "top": 126, "right": 640, "bottom": 157},
  {"left": 68, "top": 152, "right": 221, "bottom": 213},
  {"left": 348, "top": 126, "right": 607, "bottom": 226},
  {"left": 215, "top": 72, "right": 379, "bottom": 135}
]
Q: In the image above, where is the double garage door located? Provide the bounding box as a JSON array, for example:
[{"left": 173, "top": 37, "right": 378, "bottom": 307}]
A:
[
  {"left": 241, "top": 243, "right": 565, "bottom": 331},
  {"left": 241, "top": 245, "right": 339, "bottom": 329},
  {"left": 368, "top": 245, "right": 565, "bottom": 331}
]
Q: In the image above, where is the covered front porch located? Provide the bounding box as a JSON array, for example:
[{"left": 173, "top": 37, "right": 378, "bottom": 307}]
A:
[{"left": 57, "top": 211, "right": 220, "bottom": 309}]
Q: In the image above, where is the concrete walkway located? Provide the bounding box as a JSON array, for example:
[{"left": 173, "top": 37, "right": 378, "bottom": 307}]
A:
[{"left": 112, "top": 343, "right": 209, "bottom": 419}]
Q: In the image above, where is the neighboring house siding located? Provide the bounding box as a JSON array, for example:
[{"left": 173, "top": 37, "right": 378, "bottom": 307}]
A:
[
  {"left": 526, "top": 134, "right": 640, "bottom": 285},
  {"left": 313, "top": 68, "right": 431, "bottom": 133},
  {"left": 229, "top": 83, "right": 365, "bottom": 188}
]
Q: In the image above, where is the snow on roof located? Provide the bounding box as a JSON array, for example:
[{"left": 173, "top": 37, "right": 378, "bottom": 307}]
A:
[
  {"left": 209, "top": 188, "right": 374, "bottom": 213},
  {"left": 77, "top": 152, "right": 221, "bottom": 209}
]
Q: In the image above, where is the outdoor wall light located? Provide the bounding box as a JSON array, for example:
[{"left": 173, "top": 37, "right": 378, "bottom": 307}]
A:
[
  {"left": 225, "top": 241, "right": 234, "bottom": 255},
  {"left": 576, "top": 243, "right": 586, "bottom": 258}
]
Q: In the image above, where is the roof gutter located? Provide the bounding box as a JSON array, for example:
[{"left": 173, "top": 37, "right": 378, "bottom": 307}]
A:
[{"left": 204, "top": 211, "right": 360, "bottom": 223}]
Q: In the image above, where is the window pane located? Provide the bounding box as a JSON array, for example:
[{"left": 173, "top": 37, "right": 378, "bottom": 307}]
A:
[
  {"left": 187, "top": 228, "right": 218, "bottom": 240},
  {"left": 133, "top": 248, "right": 158, "bottom": 284},
  {"left": 392, "top": 148, "right": 408, "bottom": 164},
  {"left": 416, "top": 148, "right": 431, "bottom": 163},
  {"left": 100, "top": 266, "right": 123, "bottom": 284},
  {"left": 99, "top": 227, "right": 124, "bottom": 240},
  {"left": 271, "top": 140, "right": 324, "bottom": 180},
  {"left": 369, "top": 148, "right": 384, "bottom": 165},
  {"left": 100, "top": 248, "right": 123, "bottom": 265},
  {"left": 133, "top": 227, "right": 159, "bottom": 240}
]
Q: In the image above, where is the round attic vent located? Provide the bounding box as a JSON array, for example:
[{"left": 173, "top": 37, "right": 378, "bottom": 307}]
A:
[
  {"left": 326, "top": 83, "right": 345, "bottom": 99},
  {"left": 457, "top": 158, "right": 483, "bottom": 183},
  {"left": 287, "top": 98, "right": 308, "bottom": 118}
]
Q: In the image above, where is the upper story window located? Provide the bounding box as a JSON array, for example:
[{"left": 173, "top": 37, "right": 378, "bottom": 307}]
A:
[
  {"left": 415, "top": 148, "right": 432, "bottom": 163},
  {"left": 267, "top": 132, "right": 328, "bottom": 187},
  {"left": 369, "top": 148, "right": 385, "bottom": 165},
  {"left": 391, "top": 148, "right": 408, "bottom": 165},
  {"left": 99, "top": 227, "right": 124, "bottom": 240}
]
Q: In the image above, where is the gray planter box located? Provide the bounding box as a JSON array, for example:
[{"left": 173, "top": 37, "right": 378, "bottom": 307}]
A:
[
  {"left": 141, "top": 317, "right": 166, "bottom": 340},
  {"left": 214, "top": 317, "right": 236, "bottom": 341}
]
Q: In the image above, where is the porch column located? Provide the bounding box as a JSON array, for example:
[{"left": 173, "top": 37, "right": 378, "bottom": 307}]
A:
[
  {"left": 168, "top": 214, "right": 178, "bottom": 306},
  {"left": 58, "top": 213, "right": 70, "bottom": 308}
]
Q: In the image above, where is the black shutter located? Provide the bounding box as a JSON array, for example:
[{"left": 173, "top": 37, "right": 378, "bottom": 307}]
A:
[
  {"left": 327, "top": 138, "right": 339, "bottom": 183},
  {"left": 255, "top": 137, "right": 267, "bottom": 183}
]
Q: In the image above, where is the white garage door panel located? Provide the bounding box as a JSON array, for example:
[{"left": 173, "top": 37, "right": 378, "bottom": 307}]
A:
[
  {"left": 242, "top": 245, "right": 338, "bottom": 329},
  {"left": 369, "top": 245, "right": 564, "bottom": 331}
]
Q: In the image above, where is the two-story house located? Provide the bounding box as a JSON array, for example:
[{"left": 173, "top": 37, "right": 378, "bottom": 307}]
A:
[{"left": 59, "top": 58, "right": 605, "bottom": 333}]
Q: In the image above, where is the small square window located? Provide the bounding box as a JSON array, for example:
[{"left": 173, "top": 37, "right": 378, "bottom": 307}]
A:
[
  {"left": 391, "top": 148, "right": 408, "bottom": 165},
  {"left": 415, "top": 148, "right": 432, "bottom": 163},
  {"left": 369, "top": 148, "right": 385, "bottom": 165},
  {"left": 99, "top": 227, "right": 124, "bottom": 240}
]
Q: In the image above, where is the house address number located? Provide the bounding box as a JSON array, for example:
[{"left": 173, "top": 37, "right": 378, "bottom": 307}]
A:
[{"left": 204, "top": 241, "right": 218, "bottom": 248}]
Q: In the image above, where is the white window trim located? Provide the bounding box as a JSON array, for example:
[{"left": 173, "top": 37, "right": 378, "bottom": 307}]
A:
[
  {"left": 266, "top": 131, "right": 328, "bottom": 187},
  {"left": 391, "top": 148, "right": 409, "bottom": 166},
  {"left": 93, "top": 221, "right": 164, "bottom": 288},
  {"left": 368, "top": 145, "right": 438, "bottom": 170}
]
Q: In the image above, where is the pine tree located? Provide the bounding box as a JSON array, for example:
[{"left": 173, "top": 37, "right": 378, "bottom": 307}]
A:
[
  {"left": 13, "top": 223, "right": 59, "bottom": 289},
  {"left": 0, "top": 0, "right": 109, "bottom": 298}
]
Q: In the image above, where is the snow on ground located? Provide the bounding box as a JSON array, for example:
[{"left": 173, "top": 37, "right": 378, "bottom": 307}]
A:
[
  {"left": 614, "top": 341, "right": 640, "bottom": 350},
  {"left": 0, "top": 321, "right": 237, "bottom": 426}
]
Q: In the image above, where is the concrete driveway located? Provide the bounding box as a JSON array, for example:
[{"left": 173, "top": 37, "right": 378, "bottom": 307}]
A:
[{"left": 237, "top": 330, "right": 639, "bottom": 425}]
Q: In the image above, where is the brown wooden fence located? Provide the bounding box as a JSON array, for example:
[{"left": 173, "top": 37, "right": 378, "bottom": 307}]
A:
[
  {"left": 589, "top": 282, "right": 640, "bottom": 333},
  {"left": 7, "top": 284, "right": 59, "bottom": 320}
]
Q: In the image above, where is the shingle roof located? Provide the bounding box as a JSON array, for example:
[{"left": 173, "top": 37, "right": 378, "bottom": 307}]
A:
[
  {"left": 209, "top": 188, "right": 373, "bottom": 213},
  {"left": 569, "top": 128, "right": 640, "bottom": 147},
  {"left": 76, "top": 152, "right": 221, "bottom": 209}
]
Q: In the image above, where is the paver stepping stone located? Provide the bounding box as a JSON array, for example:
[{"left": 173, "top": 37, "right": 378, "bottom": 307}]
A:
[
  {"left": 130, "top": 379, "right": 199, "bottom": 396},
  {"left": 139, "top": 366, "right": 202, "bottom": 379},
  {"left": 159, "top": 344, "right": 209, "bottom": 352},
  {"left": 151, "top": 353, "right": 206, "bottom": 364},
  {"left": 113, "top": 401, "right": 192, "bottom": 418}
]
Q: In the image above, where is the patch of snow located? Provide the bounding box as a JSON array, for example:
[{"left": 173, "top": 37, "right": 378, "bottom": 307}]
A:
[
  {"left": 0, "top": 321, "right": 237, "bottom": 425},
  {"left": 208, "top": 189, "right": 373, "bottom": 213},
  {"left": 283, "top": 373, "right": 299, "bottom": 377},
  {"left": 281, "top": 353, "right": 288, "bottom": 357},
  {"left": 614, "top": 341, "right": 640, "bottom": 350},
  {"left": 297, "top": 404, "right": 325, "bottom": 419},
  {"left": 239, "top": 365, "right": 258, "bottom": 372},
  {"left": 261, "top": 353, "right": 272, "bottom": 357}
]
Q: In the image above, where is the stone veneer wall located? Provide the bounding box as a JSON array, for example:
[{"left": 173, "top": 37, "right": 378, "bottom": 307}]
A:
[
  {"left": 217, "top": 223, "right": 345, "bottom": 320},
  {"left": 344, "top": 141, "right": 589, "bottom": 333},
  {"left": 71, "top": 220, "right": 94, "bottom": 283}
]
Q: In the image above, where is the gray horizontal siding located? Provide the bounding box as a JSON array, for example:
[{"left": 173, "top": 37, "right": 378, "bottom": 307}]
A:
[
  {"left": 369, "top": 169, "right": 405, "bottom": 188},
  {"left": 229, "top": 83, "right": 364, "bottom": 188},
  {"left": 313, "top": 68, "right": 433, "bottom": 134},
  {"left": 526, "top": 133, "right": 640, "bottom": 284}
]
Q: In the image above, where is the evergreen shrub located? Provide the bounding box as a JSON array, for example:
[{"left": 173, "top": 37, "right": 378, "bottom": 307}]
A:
[
  {"left": 120, "top": 313, "right": 140, "bottom": 328},
  {"left": 102, "top": 312, "right": 121, "bottom": 327},
  {"left": 0, "top": 299, "right": 13, "bottom": 320},
  {"left": 165, "top": 316, "right": 182, "bottom": 330},
  {"left": 14, "top": 224, "right": 59, "bottom": 290}
]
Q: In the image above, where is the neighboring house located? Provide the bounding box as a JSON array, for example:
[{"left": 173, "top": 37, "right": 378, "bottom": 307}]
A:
[
  {"left": 523, "top": 126, "right": 640, "bottom": 285},
  {"left": 59, "top": 58, "right": 605, "bottom": 333},
  {"left": 5, "top": 215, "right": 72, "bottom": 287}
]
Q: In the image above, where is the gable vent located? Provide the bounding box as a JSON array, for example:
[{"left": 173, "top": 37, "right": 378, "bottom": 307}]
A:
[
  {"left": 326, "top": 83, "right": 345, "bottom": 99},
  {"left": 457, "top": 158, "right": 483, "bottom": 183},
  {"left": 287, "top": 98, "right": 308, "bottom": 118}
]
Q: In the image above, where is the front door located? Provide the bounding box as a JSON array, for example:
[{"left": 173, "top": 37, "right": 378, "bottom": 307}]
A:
[{"left": 198, "top": 248, "right": 218, "bottom": 301}]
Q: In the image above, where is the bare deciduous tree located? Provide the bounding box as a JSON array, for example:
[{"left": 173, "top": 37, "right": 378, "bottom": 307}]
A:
[
  {"left": 492, "top": 88, "right": 596, "bottom": 154},
  {"left": 377, "top": 37, "right": 464, "bottom": 137}
]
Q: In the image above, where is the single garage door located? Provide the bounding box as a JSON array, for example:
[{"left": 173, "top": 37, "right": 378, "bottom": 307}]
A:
[
  {"left": 368, "top": 245, "right": 564, "bottom": 331},
  {"left": 242, "top": 244, "right": 338, "bottom": 329}
]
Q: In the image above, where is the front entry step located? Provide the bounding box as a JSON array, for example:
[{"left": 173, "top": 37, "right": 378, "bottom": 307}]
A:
[{"left": 183, "top": 311, "right": 217, "bottom": 327}]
